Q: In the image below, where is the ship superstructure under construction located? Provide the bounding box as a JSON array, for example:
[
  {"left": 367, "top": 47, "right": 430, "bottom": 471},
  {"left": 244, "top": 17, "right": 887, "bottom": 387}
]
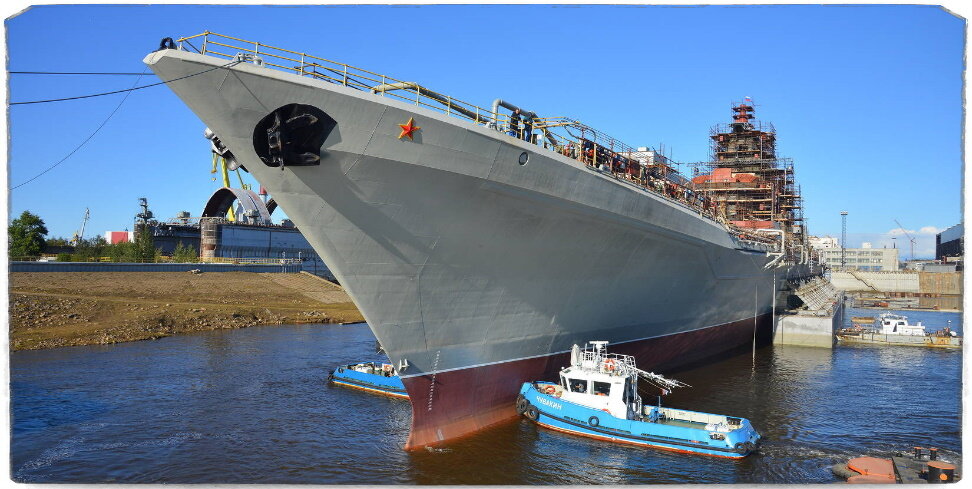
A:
[
  {"left": 146, "top": 32, "right": 816, "bottom": 449},
  {"left": 689, "top": 102, "right": 806, "bottom": 250}
]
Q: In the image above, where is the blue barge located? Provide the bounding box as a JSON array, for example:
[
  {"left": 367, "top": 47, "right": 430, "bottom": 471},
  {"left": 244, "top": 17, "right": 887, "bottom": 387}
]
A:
[
  {"left": 329, "top": 362, "right": 409, "bottom": 399},
  {"left": 516, "top": 341, "right": 760, "bottom": 458}
]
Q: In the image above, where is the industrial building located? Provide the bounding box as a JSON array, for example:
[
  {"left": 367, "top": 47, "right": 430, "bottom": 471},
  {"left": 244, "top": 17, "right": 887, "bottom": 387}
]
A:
[
  {"left": 936, "top": 223, "right": 963, "bottom": 262},
  {"left": 808, "top": 236, "right": 839, "bottom": 250},
  {"left": 142, "top": 188, "right": 334, "bottom": 280},
  {"left": 816, "top": 244, "right": 899, "bottom": 271},
  {"left": 105, "top": 231, "right": 134, "bottom": 244}
]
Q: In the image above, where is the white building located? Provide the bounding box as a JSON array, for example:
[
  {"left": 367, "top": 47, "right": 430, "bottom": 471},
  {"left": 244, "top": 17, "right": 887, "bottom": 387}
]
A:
[
  {"left": 808, "top": 235, "right": 839, "bottom": 250},
  {"left": 817, "top": 247, "right": 899, "bottom": 271}
]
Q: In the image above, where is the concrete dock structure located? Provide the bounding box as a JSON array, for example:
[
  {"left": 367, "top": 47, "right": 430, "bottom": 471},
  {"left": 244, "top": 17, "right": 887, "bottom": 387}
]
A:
[{"left": 774, "top": 277, "right": 843, "bottom": 348}]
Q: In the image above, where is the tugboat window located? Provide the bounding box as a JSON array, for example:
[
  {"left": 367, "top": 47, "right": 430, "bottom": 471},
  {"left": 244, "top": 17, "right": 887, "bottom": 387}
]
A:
[
  {"left": 593, "top": 381, "right": 611, "bottom": 396},
  {"left": 568, "top": 379, "right": 588, "bottom": 393},
  {"left": 518, "top": 152, "right": 529, "bottom": 165}
]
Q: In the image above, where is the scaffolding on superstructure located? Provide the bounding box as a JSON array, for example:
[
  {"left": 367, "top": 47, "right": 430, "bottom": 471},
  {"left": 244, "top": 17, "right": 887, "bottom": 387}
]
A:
[{"left": 688, "top": 102, "right": 807, "bottom": 261}]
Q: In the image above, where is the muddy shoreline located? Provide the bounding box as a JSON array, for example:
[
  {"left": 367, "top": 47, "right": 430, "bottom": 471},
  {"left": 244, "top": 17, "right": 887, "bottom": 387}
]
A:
[{"left": 9, "top": 271, "right": 365, "bottom": 351}]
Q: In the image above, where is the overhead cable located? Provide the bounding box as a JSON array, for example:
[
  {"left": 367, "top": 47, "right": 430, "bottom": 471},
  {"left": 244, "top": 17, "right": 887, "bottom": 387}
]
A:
[
  {"left": 10, "top": 71, "right": 150, "bottom": 76},
  {"left": 10, "top": 70, "right": 148, "bottom": 190},
  {"left": 11, "top": 59, "right": 240, "bottom": 188},
  {"left": 10, "top": 59, "right": 240, "bottom": 106}
]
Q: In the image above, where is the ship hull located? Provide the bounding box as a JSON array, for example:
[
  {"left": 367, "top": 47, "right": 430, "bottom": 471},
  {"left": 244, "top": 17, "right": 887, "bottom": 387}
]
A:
[
  {"left": 146, "top": 49, "right": 811, "bottom": 449},
  {"left": 402, "top": 312, "right": 773, "bottom": 449}
]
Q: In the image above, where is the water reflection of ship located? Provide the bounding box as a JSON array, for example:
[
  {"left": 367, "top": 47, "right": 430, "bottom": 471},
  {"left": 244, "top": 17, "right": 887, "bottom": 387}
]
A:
[{"left": 146, "top": 32, "right": 816, "bottom": 449}]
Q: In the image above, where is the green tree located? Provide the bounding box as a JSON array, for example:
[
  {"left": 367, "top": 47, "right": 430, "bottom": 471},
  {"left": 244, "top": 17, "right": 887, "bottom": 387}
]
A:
[
  {"left": 9, "top": 211, "right": 48, "bottom": 258},
  {"left": 133, "top": 228, "right": 157, "bottom": 262},
  {"left": 106, "top": 241, "right": 135, "bottom": 262},
  {"left": 74, "top": 236, "right": 108, "bottom": 261},
  {"left": 172, "top": 242, "right": 198, "bottom": 263},
  {"left": 45, "top": 236, "right": 72, "bottom": 247}
]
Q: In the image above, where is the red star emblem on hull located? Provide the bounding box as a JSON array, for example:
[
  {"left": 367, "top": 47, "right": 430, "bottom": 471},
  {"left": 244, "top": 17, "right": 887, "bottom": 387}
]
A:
[{"left": 398, "top": 117, "right": 421, "bottom": 140}]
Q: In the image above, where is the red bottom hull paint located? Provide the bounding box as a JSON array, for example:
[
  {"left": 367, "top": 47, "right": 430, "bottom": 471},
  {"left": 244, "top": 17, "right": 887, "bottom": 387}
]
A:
[{"left": 401, "top": 313, "right": 773, "bottom": 450}]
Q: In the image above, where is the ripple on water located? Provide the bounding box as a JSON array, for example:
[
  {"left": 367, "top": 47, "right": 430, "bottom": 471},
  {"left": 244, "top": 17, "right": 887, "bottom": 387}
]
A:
[{"left": 11, "top": 316, "right": 962, "bottom": 483}]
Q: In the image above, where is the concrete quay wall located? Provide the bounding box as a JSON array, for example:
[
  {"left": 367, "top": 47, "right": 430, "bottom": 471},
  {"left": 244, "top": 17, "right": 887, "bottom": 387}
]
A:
[
  {"left": 829, "top": 271, "right": 920, "bottom": 293},
  {"left": 918, "top": 272, "right": 962, "bottom": 295},
  {"left": 773, "top": 301, "right": 844, "bottom": 349},
  {"left": 10, "top": 261, "right": 302, "bottom": 274}
]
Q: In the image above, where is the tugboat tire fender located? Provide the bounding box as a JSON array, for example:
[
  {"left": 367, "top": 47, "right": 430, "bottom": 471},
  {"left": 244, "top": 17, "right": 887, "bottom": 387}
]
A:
[
  {"left": 525, "top": 406, "right": 539, "bottom": 421},
  {"left": 588, "top": 416, "right": 600, "bottom": 427},
  {"left": 515, "top": 395, "right": 529, "bottom": 415},
  {"left": 734, "top": 441, "right": 754, "bottom": 454}
]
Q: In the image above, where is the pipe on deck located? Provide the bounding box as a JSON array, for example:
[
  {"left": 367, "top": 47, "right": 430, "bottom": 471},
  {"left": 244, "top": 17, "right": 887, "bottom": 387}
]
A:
[
  {"left": 370, "top": 82, "right": 486, "bottom": 123},
  {"left": 491, "top": 99, "right": 558, "bottom": 146}
]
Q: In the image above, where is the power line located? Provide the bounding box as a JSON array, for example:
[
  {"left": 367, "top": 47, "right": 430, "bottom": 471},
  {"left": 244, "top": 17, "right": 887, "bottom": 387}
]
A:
[
  {"left": 10, "top": 71, "right": 151, "bottom": 76},
  {"left": 10, "top": 70, "right": 148, "bottom": 190},
  {"left": 9, "top": 59, "right": 240, "bottom": 106},
  {"left": 10, "top": 59, "right": 241, "bottom": 189}
]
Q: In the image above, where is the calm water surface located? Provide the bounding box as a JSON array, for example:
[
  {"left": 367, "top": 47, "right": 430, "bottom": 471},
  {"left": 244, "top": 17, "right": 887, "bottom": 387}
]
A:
[{"left": 11, "top": 308, "right": 961, "bottom": 483}]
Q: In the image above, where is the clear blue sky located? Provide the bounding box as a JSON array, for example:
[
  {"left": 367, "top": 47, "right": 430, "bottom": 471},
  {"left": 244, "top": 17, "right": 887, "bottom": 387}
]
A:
[{"left": 6, "top": 4, "right": 965, "bottom": 258}]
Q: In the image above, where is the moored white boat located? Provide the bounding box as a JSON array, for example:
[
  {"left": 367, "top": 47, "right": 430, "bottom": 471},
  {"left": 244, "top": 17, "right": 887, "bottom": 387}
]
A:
[
  {"left": 836, "top": 313, "right": 961, "bottom": 348},
  {"left": 516, "top": 341, "right": 760, "bottom": 458}
]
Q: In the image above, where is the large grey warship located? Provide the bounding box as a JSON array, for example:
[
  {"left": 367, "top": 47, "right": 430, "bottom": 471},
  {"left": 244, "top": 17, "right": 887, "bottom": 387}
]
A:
[{"left": 146, "top": 32, "right": 815, "bottom": 449}]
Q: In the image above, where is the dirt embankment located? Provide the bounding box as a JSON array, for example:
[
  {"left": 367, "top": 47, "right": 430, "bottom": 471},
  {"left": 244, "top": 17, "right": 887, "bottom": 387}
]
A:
[{"left": 9, "top": 271, "right": 365, "bottom": 351}]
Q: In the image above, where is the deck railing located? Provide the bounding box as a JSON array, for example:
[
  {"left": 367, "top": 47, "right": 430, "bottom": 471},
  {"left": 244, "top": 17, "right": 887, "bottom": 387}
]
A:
[
  {"left": 173, "top": 32, "right": 790, "bottom": 253},
  {"left": 177, "top": 32, "right": 507, "bottom": 128},
  {"left": 174, "top": 32, "right": 658, "bottom": 168}
]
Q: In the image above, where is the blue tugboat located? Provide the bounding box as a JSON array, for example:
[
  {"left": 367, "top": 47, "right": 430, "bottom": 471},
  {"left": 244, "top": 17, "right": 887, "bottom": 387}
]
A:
[
  {"left": 516, "top": 341, "right": 760, "bottom": 458},
  {"left": 329, "top": 362, "right": 409, "bottom": 399}
]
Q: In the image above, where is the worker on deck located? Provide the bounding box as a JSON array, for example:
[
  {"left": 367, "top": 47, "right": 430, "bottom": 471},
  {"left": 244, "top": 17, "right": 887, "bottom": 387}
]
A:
[
  {"left": 522, "top": 117, "right": 533, "bottom": 143},
  {"left": 508, "top": 108, "right": 521, "bottom": 138}
]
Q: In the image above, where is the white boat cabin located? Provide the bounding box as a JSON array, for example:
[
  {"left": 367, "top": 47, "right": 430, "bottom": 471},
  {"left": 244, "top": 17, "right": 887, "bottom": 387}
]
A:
[
  {"left": 535, "top": 341, "right": 747, "bottom": 432},
  {"left": 878, "top": 313, "right": 926, "bottom": 336},
  {"left": 534, "top": 341, "right": 641, "bottom": 420},
  {"left": 350, "top": 362, "right": 396, "bottom": 376}
]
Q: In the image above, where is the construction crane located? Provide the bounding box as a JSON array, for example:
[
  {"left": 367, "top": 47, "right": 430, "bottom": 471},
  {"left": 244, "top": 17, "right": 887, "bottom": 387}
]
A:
[
  {"left": 894, "top": 219, "right": 917, "bottom": 261},
  {"left": 70, "top": 208, "right": 90, "bottom": 246}
]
